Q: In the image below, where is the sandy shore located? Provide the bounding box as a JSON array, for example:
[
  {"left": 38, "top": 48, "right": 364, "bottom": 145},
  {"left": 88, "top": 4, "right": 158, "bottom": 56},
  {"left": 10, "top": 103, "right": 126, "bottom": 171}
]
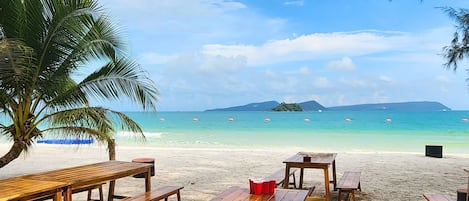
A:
[{"left": 1, "top": 143, "right": 469, "bottom": 201}]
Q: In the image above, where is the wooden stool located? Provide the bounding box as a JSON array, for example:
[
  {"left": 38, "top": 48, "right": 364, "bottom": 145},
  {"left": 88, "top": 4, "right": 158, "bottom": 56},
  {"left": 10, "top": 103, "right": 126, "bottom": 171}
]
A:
[{"left": 132, "top": 158, "right": 155, "bottom": 178}]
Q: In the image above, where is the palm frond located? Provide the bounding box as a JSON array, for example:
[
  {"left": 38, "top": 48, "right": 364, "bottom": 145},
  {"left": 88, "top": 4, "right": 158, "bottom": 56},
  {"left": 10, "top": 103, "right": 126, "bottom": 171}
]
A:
[
  {"left": 40, "top": 107, "right": 145, "bottom": 143},
  {"left": 0, "top": 39, "right": 38, "bottom": 94},
  {"left": 442, "top": 7, "right": 469, "bottom": 70},
  {"left": 42, "top": 126, "right": 111, "bottom": 144},
  {"left": 79, "top": 58, "right": 159, "bottom": 111}
]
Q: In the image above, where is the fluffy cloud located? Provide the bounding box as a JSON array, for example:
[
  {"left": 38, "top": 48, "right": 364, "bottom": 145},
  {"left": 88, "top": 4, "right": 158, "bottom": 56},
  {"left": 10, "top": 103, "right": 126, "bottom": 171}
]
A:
[
  {"left": 435, "top": 75, "right": 450, "bottom": 83},
  {"left": 379, "top": 75, "right": 393, "bottom": 83},
  {"left": 298, "top": 66, "right": 311, "bottom": 75},
  {"left": 284, "top": 0, "right": 304, "bottom": 6},
  {"left": 202, "top": 31, "right": 414, "bottom": 66},
  {"left": 313, "top": 77, "right": 333, "bottom": 89},
  {"left": 198, "top": 55, "right": 247, "bottom": 74},
  {"left": 327, "top": 57, "right": 356, "bottom": 71}
]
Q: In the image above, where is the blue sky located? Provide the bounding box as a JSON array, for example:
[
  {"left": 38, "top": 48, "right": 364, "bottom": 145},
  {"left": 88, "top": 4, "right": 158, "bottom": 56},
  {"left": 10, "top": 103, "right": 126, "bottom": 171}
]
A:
[{"left": 98, "top": 0, "right": 469, "bottom": 111}]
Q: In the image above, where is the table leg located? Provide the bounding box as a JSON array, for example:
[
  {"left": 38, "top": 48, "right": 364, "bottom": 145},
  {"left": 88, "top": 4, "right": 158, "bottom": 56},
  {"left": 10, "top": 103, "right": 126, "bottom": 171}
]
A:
[
  {"left": 145, "top": 169, "right": 151, "bottom": 192},
  {"left": 53, "top": 189, "right": 63, "bottom": 201},
  {"left": 283, "top": 166, "right": 290, "bottom": 189},
  {"left": 108, "top": 180, "right": 116, "bottom": 201},
  {"left": 332, "top": 160, "right": 337, "bottom": 191},
  {"left": 324, "top": 167, "right": 330, "bottom": 201},
  {"left": 63, "top": 187, "right": 72, "bottom": 201},
  {"left": 466, "top": 175, "right": 469, "bottom": 201},
  {"left": 299, "top": 168, "right": 304, "bottom": 189}
]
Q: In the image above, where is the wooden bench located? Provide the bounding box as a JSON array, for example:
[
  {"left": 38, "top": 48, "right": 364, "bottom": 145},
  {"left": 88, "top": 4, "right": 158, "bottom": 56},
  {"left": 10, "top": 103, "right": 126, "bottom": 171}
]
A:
[
  {"left": 423, "top": 193, "right": 454, "bottom": 201},
  {"left": 336, "top": 171, "right": 361, "bottom": 201},
  {"left": 263, "top": 168, "right": 297, "bottom": 188},
  {"left": 123, "top": 186, "right": 184, "bottom": 201}
]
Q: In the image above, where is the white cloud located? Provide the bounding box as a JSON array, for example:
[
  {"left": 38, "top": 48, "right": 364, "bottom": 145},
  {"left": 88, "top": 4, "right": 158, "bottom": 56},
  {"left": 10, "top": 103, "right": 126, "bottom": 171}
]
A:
[
  {"left": 327, "top": 57, "right": 356, "bottom": 71},
  {"left": 162, "top": 52, "right": 247, "bottom": 75},
  {"left": 299, "top": 67, "right": 311, "bottom": 75},
  {"left": 435, "top": 75, "right": 450, "bottom": 83},
  {"left": 284, "top": 0, "right": 304, "bottom": 6},
  {"left": 379, "top": 75, "right": 393, "bottom": 83},
  {"left": 339, "top": 78, "right": 375, "bottom": 88},
  {"left": 198, "top": 55, "right": 247, "bottom": 74},
  {"left": 106, "top": 0, "right": 246, "bottom": 20},
  {"left": 313, "top": 77, "right": 333, "bottom": 89},
  {"left": 201, "top": 31, "right": 413, "bottom": 66}
]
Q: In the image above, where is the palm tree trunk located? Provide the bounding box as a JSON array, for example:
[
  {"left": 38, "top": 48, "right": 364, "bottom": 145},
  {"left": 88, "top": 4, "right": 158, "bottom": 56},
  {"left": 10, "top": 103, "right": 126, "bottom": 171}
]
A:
[{"left": 0, "top": 141, "right": 26, "bottom": 168}]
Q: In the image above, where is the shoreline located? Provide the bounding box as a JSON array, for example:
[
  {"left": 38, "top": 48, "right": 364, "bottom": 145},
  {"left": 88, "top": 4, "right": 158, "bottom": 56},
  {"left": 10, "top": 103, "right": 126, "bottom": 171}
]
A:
[{"left": 1, "top": 143, "right": 469, "bottom": 200}]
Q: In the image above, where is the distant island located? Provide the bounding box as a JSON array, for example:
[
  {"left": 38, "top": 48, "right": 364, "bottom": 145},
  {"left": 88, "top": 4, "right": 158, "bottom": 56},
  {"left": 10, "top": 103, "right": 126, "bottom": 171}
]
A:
[{"left": 205, "top": 100, "right": 451, "bottom": 112}]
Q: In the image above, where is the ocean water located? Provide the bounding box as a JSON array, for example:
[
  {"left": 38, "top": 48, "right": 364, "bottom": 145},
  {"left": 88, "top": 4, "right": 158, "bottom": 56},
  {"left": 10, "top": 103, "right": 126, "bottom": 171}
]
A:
[
  {"left": 110, "top": 111, "right": 469, "bottom": 153},
  {"left": 1, "top": 111, "right": 469, "bottom": 153}
]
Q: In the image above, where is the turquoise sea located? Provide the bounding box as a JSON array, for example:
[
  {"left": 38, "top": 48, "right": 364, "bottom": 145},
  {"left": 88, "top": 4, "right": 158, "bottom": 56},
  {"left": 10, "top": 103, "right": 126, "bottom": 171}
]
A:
[
  {"left": 2, "top": 111, "right": 469, "bottom": 153},
  {"left": 108, "top": 111, "right": 469, "bottom": 153}
]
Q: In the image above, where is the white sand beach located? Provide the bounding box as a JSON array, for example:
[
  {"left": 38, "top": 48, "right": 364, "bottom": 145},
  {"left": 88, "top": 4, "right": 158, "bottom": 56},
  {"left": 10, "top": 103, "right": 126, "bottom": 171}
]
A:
[{"left": 1, "top": 143, "right": 469, "bottom": 201}]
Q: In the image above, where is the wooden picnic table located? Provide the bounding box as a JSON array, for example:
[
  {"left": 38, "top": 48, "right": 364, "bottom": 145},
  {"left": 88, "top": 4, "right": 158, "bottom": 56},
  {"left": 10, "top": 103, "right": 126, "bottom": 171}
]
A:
[
  {"left": 283, "top": 152, "right": 337, "bottom": 201},
  {"left": 0, "top": 177, "right": 68, "bottom": 201},
  {"left": 210, "top": 186, "right": 311, "bottom": 201},
  {"left": 21, "top": 160, "right": 153, "bottom": 201}
]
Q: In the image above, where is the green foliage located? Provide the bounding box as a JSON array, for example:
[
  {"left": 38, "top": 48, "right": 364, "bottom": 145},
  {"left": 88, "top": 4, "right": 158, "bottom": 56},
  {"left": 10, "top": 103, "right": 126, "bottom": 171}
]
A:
[
  {"left": 0, "top": 0, "right": 159, "bottom": 168},
  {"left": 272, "top": 102, "right": 303, "bottom": 112},
  {"left": 442, "top": 7, "right": 469, "bottom": 71}
]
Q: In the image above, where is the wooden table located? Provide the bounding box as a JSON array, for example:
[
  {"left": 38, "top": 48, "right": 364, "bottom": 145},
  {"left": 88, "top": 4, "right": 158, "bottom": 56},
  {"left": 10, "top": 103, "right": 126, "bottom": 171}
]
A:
[
  {"left": 21, "top": 160, "right": 153, "bottom": 201},
  {"left": 283, "top": 152, "right": 337, "bottom": 201},
  {"left": 210, "top": 186, "right": 310, "bottom": 201},
  {"left": 0, "top": 177, "right": 68, "bottom": 201}
]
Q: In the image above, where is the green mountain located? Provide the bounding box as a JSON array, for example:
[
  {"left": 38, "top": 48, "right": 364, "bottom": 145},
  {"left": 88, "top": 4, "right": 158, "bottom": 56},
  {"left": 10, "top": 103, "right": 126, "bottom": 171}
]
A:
[
  {"left": 299, "top": 100, "right": 327, "bottom": 111},
  {"left": 206, "top": 100, "right": 450, "bottom": 112},
  {"left": 272, "top": 103, "right": 303, "bottom": 111}
]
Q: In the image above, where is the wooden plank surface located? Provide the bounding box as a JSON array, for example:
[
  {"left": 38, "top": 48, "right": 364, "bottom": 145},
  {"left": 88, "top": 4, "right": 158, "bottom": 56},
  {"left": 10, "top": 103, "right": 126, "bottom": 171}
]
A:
[
  {"left": 263, "top": 168, "right": 296, "bottom": 186},
  {"left": 283, "top": 153, "right": 337, "bottom": 165},
  {"left": 210, "top": 186, "right": 308, "bottom": 201},
  {"left": 0, "top": 178, "right": 68, "bottom": 201},
  {"left": 423, "top": 193, "right": 453, "bottom": 201},
  {"left": 336, "top": 172, "right": 360, "bottom": 190},
  {"left": 21, "top": 160, "right": 152, "bottom": 189},
  {"left": 123, "top": 186, "right": 183, "bottom": 201}
]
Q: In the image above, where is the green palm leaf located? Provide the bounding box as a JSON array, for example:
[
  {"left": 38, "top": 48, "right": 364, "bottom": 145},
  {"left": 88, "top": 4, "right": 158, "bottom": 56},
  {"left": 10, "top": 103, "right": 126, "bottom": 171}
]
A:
[{"left": 0, "top": 0, "right": 159, "bottom": 168}]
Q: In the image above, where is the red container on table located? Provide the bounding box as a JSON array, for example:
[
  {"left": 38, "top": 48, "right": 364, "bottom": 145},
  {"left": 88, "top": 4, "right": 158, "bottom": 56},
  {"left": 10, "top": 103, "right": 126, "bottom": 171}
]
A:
[
  {"left": 262, "top": 180, "right": 275, "bottom": 194},
  {"left": 249, "top": 179, "right": 264, "bottom": 195}
]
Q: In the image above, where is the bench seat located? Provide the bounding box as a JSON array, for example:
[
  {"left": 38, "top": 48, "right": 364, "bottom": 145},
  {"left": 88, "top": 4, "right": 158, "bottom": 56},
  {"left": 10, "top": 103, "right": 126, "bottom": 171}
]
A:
[
  {"left": 423, "top": 193, "right": 454, "bottom": 201},
  {"left": 336, "top": 171, "right": 361, "bottom": 201},
  {"left": 123, "top": 186, "right": 184, "bottom": 201},
  {"left": 263, "top": 168, "right": 297, "bottom": 188}
]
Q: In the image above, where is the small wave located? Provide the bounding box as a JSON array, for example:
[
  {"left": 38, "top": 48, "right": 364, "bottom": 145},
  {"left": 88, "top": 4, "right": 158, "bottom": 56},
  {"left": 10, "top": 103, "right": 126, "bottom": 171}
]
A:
[{"left": 116, "top": 131, "right": 163, "bottom": 138}]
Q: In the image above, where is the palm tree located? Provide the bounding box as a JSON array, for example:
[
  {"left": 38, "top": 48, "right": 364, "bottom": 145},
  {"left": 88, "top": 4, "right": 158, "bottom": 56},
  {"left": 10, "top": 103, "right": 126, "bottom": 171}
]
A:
[
  {"left": 0, "top": 0, "right": 159, "bottom": 168},
  {"left": 442, "top": 7, "right": 469, "bottom": 70}
]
